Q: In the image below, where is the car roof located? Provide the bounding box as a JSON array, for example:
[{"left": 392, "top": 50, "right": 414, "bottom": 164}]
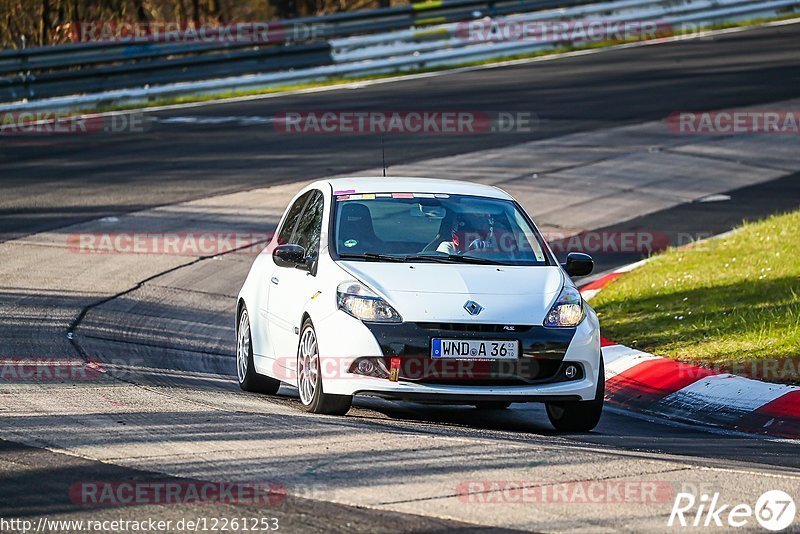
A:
[{"left": 318, "top": 177, "right": 513, "bottom": 200}]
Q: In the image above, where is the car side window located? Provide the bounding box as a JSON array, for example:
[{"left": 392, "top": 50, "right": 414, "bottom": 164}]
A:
[
  {"left": 292, "top": 191, "right": 324, "bottom": 259},
  {"left": 277, "top": 192, "right": 311, "bottom": 245}
]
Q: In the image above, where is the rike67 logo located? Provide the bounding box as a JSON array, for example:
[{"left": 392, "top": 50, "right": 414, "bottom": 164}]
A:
[{"left": 669, "top": 490, "right": 796, "bottom": 531}]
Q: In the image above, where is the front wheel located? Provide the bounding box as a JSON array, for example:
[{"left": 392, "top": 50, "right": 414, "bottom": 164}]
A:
[
  {"left": 237, "top": 306, "right": 281, "bottom": 394},
  {"left": 546, "top": 358, "right": 604, "bottom": 432},
  {"left": 297, "top": 319, "right": 352, "bottom": 415}
]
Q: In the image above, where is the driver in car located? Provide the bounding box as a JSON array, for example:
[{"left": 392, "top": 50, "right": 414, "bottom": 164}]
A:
[{"left": 436, "top": 213, "right": 495, "bottom": 255}]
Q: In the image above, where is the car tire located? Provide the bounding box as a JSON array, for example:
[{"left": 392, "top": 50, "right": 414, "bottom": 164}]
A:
[
  {"left": 297, "top": 318, "right": 352, "bottom": 415},
  {"left": 237, "top": 305, "right": 281, "bottom": 394},
  {"left": 474, "top": 402, "right": 511, "bottom": 410},
  {"left": 545, "top": 358, "right": 604, "bottom": 432}
]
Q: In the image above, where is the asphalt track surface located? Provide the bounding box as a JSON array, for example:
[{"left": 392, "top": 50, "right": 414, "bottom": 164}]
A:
[
  {"left": 1, "top": 22, "right": 800, "bottom": 531},
  {"left": 1, "top": 22, "right": 799, "bottom": 241}
]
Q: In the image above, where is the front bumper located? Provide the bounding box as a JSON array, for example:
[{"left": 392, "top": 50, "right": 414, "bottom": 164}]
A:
[
  {"left": 313, "top": 309, "right": 602, "bottom": 402},
  {"left": 362, "top": 322, "right": 577, "bottom": 384}
]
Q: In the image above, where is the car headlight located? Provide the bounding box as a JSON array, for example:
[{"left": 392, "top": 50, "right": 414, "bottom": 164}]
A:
[
  {"left": 337, "top": 281, "right": 402, "bottom": 323},
  {"left": 543, "top": 284, "right": 585, "bottom": 327}
]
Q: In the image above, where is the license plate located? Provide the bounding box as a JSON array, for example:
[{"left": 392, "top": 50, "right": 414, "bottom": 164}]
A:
[{"left": 431, "top": 339, "right": 519, "bottom": 360}]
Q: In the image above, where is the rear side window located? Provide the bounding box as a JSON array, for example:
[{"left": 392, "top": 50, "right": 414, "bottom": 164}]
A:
[{"left": 277, "top": 192, "right": 311, "bottom": 245}]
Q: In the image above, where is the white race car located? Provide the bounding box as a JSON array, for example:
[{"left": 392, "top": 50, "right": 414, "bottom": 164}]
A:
[{"left": 236, "top": 177, "right": 604, "bottom": 431}]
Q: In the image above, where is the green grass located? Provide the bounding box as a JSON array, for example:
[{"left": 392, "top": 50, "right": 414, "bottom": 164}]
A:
[{"left": 592, "top": 210, "right": 800, "bottom": 384}]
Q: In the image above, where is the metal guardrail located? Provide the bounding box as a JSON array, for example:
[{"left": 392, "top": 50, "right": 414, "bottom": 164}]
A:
[
  {"left": 330, "top": 0, "right": 800, "bottom": 63},
  {"left": 0, "top": 0, "right": 597, "bottom": 100},
  {"left": 0, "top": 0, "right": 798, "bottom": 109},
  {"left": 1, "top": 42, "right": 334, "bottom": 102}
]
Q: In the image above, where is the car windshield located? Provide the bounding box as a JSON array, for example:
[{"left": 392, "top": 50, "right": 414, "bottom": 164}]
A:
[{"left": 332, "top": 193, "right": 550, "bottom": 266}]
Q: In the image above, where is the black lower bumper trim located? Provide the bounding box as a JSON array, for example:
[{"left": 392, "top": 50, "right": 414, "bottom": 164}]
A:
[{"left": 354, "top": 390, "right": 583, "bottom": 404}]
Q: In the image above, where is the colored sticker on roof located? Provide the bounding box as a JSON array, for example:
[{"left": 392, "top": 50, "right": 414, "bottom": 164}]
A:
[
  {"left": 337, "top": 193, "right": 376, "bottom": 201},
  {"left": 333, "top": 189, "right": 356, "bottom": 195},
  {"left": 339, "top": 192, "right": 447, "bottom": 200}
]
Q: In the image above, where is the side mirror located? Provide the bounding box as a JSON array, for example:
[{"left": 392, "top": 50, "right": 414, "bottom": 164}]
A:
[
  {"left": 562, "top": 252, "right": 594, "bottom": 277},
  {"left": 273, "top": 244, "right": 308, "bottom": 270}
]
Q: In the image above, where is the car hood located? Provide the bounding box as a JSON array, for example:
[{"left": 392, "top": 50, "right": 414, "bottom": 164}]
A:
[{"left": 337, "top": 261, "right": 564, "bottom": 324}]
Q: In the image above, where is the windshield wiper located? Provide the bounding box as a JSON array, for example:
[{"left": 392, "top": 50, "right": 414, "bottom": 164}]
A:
[
  {"left": 404, "top": 254, "right": 502, "bottom": 265},
  {"left": 338, "top": 252, "right": 407, "bottom": 262},
  {"left": 339, "top": 252, "right": 506, "bottom": 265}
]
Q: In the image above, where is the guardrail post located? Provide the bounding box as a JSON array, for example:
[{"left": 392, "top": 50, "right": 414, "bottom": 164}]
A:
[{"left": 487, "top": 0, "right": 497, "bottom": 18}]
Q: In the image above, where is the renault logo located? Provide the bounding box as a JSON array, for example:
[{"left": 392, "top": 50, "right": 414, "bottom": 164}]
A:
[{"left": 464, "top": 301, "right": 483, "bottom": 316}]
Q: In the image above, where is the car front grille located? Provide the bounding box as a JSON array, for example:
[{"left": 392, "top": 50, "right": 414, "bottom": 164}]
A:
[{"left": 414, "top": 322, "right": 533, "bottom": 333}]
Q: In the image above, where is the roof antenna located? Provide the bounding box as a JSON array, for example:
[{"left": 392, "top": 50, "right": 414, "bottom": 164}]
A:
[{"left": 381, "top": 134, "right": 387, "bottom": 177}]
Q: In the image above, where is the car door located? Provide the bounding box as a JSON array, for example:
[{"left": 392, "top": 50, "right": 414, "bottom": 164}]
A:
[
  {"left": 267, "top": 189, "right": 324, "bottom": 371},
  {"left": 254, "top": 191, "right": 310, "bottom": 360}
]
